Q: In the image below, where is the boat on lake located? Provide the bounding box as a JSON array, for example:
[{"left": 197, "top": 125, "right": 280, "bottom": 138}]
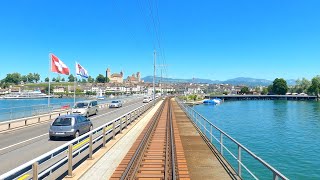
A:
[
  {"left": 203, "top": 98, "right": 222, "bottom": 105},
  {"left": 2, "top": 90, "right": 51, "bottom": 99}
]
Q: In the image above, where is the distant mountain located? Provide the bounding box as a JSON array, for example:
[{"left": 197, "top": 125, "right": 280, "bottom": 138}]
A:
[
  {"left": 142, "top": 76, "right": 296, "bottom": 87},
  {"left": 142, "top": 76, "right": 220, "bottom": 84},
  {"left": 222, "top": 77, "right": 272, "bottom": 86}
]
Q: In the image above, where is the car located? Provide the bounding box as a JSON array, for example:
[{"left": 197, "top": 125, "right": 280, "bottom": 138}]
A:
[
  {"left": 109, "top": 100, "right": 123, "bottom": 108},
  {"left": 72, "top": 100, "right": 98, "bottom": 117},
  {"left": 49, "top": 114, "right": 93, "bottom": 140},
  {"left": 143, "top": 96, "right": 152, "bottom": 103}
]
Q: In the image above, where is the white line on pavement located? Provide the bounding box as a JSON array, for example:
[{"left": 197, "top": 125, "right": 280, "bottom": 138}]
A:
[{"left": 0, "top": 133, "right": 48, "bottom": 152}]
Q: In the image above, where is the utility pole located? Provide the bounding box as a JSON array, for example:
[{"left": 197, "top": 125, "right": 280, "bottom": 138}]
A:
[{"left": 153, "top": 50, "right": 156, "bottom": 106}]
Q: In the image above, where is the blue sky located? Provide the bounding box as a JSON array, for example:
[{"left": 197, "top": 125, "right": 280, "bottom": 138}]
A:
[{"left": 0, "top": 0, "right": 320, "bottom": 81}]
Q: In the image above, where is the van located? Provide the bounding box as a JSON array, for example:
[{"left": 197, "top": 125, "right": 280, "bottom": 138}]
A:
[{"left": 72, "top": 100, "right": 98, "bottom": 117}]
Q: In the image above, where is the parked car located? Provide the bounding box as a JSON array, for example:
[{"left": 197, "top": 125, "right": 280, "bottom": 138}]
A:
[
  {"left": 72, "top": 100, "right": 98, "bottom": 117},
  {"left": 49, "top": 114, "right": 93, "bottom": 140},
  {"left": 109, "top": 100, "right": 123, "bottom": 108}
]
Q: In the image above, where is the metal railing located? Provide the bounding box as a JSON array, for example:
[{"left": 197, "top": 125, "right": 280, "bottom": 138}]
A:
[
  {"left": 0, "top": 98, "right": 160, "bottom": 180},
  {"left": 176, "top": 99, "right": 288, "bottom": 180}
]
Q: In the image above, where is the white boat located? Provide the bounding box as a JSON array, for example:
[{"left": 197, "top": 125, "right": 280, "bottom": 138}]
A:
[
  {"left": 2, "top": 90, "right": 51, "bottom": 99},
  {"left": 97, "top": 89, "right": 105, "bottom": 100}
]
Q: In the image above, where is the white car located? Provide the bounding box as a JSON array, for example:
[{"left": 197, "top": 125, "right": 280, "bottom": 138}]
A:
[
  {"left": 143, "top": 96, "right": 152, "bottom": 103},
  {"left": 109, "top": 100, "right": 123, "bottom": 108}
]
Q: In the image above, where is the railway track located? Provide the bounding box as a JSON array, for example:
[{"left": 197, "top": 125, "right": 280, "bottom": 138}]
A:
[{"left": 111, "top": 98, "right": 189, "bottom": 180}]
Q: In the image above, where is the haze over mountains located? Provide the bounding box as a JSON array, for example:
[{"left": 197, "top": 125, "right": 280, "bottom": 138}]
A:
[{"left": 142, "top": 76, "right": 296, "bottom": 87}]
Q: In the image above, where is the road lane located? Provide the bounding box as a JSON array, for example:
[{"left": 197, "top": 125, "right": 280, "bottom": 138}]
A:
[{"left": 0, "top": 97, "right": 148, "bottom": 174}]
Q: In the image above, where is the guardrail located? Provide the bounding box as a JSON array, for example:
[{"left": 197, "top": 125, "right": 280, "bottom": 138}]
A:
[
  {"left": 0, "top": 97, "right": 141, "bottom": 132},
  {"left": 176, "top": 99, "right": 288, "bottom": 180},
  {"left": 0, "top": 98, "right": 160, "bottom": 180}
]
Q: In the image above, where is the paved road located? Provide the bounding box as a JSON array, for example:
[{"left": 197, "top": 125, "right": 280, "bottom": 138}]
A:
[{"left": 0, "top": 97, "right": 147, "bottom": 174}]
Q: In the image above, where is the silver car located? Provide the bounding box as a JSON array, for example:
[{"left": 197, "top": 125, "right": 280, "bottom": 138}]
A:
[
  {"left": 49, "top": 114, "right": 93, "bottom": 140},
  {"left": 109, "top": 100, "right": 123, "bottom": 108}
]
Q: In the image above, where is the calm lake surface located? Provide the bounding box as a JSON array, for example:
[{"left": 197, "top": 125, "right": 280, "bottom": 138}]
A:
[
  {"left": 0, "top": 96, "right": 130, "bottom": 121},
  {"left": 193, "top": 100, "right": 320, "bottom": 179}
]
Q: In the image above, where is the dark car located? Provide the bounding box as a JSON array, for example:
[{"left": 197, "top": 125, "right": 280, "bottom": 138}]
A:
[{"left": 49, "top": 114, "right": 93, "bottom": 140}]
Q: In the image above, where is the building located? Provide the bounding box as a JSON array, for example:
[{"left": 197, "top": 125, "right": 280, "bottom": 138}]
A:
[
  {"left": 125, "top": 72, "right": 141, "bottom": 84},
  {"left": 53, "top": 87, "right": 65, "bottom": 93},
  {"left": 106, "top": 68, "right": 124, "bottom": 83}
]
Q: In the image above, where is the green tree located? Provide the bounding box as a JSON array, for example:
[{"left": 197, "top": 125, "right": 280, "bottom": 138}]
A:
[
  {"left": 307, "top": 76, "right": 320, "bottom": 97},
  {"left": 4, "top": 73, "right": 21, "bottom": 84},
  {"left": 61, "top": 77, "right": 65, "bottom": 82},
  {"left": 45, "top": 77, "right": 49, "bottom": 82},
  {"left": 68, "top": 74, "right": 75, "bottom": 82},
  {"left": 52, "top": 77, "right": 56, "bottom": 82},
  {"left": 267, "top": 85, "right": 273, "bottom": 94},
  {"left": 272, "top": 78, "right": 288, "bottom": 95},
  {"left": 33, "top": 73, "right": 40, "bottom": 83},
  {"left": 21, "top": 75, "right": 28, "bottom": 83},
  {"left": 96, "top": 74, "right": 106, "bottom": 83},
  {"left": 106, "top": 77, "right": 110, "bottom": 83},
  {"left": 88, "top": 76, "right": 94, "bottom": 83},
  {"left": 240, "top": 86, "right": 250, "bottom": 94},
  {"left": 27, "top": 73, "right": 34, "bottom": 83},
  {"left": 261, "top": 87, "right": 268, "bottom": 95},
  {"left": 82, "top": 79, "right": 87, "bottom": 83},
  {"left": 45, "top": 85, "right": 53, "bottom": 94},
  {"left": 295, "top": 78, "right": 311, "bottom": 93}
]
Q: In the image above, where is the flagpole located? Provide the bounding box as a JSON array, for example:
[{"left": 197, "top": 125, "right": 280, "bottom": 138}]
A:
[
  {"left": 74, "top": 62, "right": 76, "bottom": 106},
  {"left": 48, "top": 53, "right": 51, "bottom": 107}
]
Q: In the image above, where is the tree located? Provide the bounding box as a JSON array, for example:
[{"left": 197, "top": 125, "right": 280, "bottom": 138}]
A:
[
  {"left": 267, "top": 85, "right": 273, "bottom": 94},
  {"left": 21, "top": 75, "right": 28, "bottom": 83},
  {"left": 307, "top": 76, "right": 320, "bottom": 97},
  {"left": 27, "top": 73, "right": 34, "bottom": 83},
  {"left": 68, "top": 74, "right": 75, "bottom": 82},
  {"left": 96, "top": 74, "right": 106, "bottom": 83},
  {"left": 272, "top": 78, "right": 288, "bottom": 95},
  {"left": 106, "top": 77, "right": 110, "bottom": 83},
  {"left": 295, "top": 78, "right": 311, "bottom": 93},
  {"left": 45, "top": 85, "right": 53, "bottom": 94},
  {"left": 61, "top": 77, "right": 65, "bottom": 82},
  {"left": 52, "top": 77, "right": 56, "bottom": 82},
  {"left": 4, "top": 73, "right": 21, "bottom": 84},
  {"left": 82, "top": 79, "right": 87, "bottom": 83},
  {"left": 261, "top": 87, "right": 268, "bottom": 95},
  {"left": 55, "top": 78, "right": 60, "bottom": 82},
  {"left": 33, "top": 73, "right": 40, "bottom": 83},
  {"left": 88, "top": 76, "right": 94, "bottom": 83},
  {"left": 240, "top": 86, "right": 250, "bottom": 94},
  {"left": 45, "top": 77, "right": 49, "bottom": 82}
]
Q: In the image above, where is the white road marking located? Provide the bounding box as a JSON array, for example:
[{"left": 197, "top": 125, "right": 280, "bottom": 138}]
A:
[
  {"left": 0, "top": 99, "right": 144, "bottom": 152},
  {"left": 0, "top": 133, "right": 48, "bottom": 151}
]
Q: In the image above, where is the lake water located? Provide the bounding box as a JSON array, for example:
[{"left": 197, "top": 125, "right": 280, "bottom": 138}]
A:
[
  {"left": 193, "top": 100, "right": 320, "bottom": 179},
  {"left": 0, "top": 96, "right": 130, "bottom": 121}
]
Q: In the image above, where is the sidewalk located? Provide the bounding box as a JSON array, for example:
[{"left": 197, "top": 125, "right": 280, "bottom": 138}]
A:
[{"left": 67, "top": 101, "right": 163, "bottom": 180}]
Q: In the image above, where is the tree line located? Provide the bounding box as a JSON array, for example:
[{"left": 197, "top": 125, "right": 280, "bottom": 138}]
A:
[
  {"left": 0, "top": 73, "right": 110, "bottom": 88},
  {"left": 239, "top": 76, "right": 320, "bottom": 97}
]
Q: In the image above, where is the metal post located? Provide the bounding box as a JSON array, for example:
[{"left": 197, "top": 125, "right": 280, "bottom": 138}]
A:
[
  {"left": 119, "top": 119, "right": 122, "bottom": 133},
  {"left": 32, "top": 162, "right": 38, "bottom": 180},
  {"left": 68, "top": 144, "right": 73, "bottom": 177},
  {"left": 89, "top": 134, "right": 93, "bottom": 159},
  {"left": 112, "top": 121, "right": 116, "bottom": 139},
  {"left": 273, "top": 173, "right": 278, "bottom": 180},
  {"left": 220, "top": 133, "right": 224, "bottom": 155},
  {"left": 125, "top": 116, "right": 128, "bottom": 128},
  {"left": 238, "top": 146, "right": 242, "bottom": 177},
  {"left": 153, "top": 49, "right": 156, "bottom": 106},
  {"left": 102, "top": 126, "right": 106, "bottom": 148}
]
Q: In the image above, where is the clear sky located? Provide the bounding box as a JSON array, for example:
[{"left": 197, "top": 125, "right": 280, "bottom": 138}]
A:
[{"left": 0, "top": 0, "right": 320, "bottom": 81}]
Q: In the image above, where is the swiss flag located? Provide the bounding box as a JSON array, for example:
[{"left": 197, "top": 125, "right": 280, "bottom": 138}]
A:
[{"left": 51, "top": 54, "right": 70, "bottom": 75}]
